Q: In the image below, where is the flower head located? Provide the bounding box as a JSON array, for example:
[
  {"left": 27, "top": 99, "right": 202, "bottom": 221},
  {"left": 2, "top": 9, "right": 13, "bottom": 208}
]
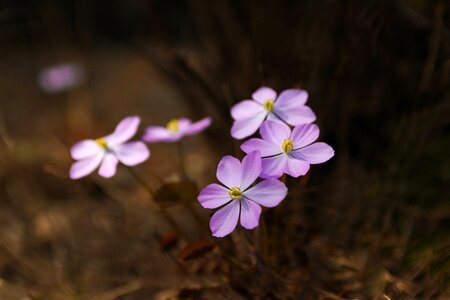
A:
[
  {"left": 38, "top": 63, "right": 86, "bottom": 94},
  {"left": 241, "top": 121, "right": 334, "bottom": 179},
  {"left": 69, "top": 116, "right": 150, "bottom": 179},
  {"left": 231, "top": 87, "right": 316, "bottom": 139},
  {"left": 143, "top": 117, "right": 211, "bottom": 143},
  {"left": 198, "top": 151, "right": 288, "bottom": 237}
]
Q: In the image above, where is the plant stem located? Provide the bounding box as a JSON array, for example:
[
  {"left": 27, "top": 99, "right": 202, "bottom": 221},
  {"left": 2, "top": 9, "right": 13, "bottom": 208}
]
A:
[{"left": 176, "top": 141, "right": 188, "bottom": 179}]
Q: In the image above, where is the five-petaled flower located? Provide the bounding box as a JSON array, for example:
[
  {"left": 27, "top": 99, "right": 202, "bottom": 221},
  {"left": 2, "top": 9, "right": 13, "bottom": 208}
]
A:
[
  {"left": 69, "top": 116, "right": 150, "bottom": 179},
  {"left": 143, "top": 117, "right": 211, "bottom": 143},
  {"left": 231, "top": 87, "right": 316, "bottom": 139},
  {"left": 198, "top": 151, "right": 287, "bottom": 237},
  {"left": 241, "top": 120, "right": 334, "bottom": 179}
]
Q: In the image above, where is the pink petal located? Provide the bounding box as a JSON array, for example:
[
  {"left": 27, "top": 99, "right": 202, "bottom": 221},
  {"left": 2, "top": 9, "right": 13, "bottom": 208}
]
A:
[
  {"left": 69, "top": 152, "right": 104, "bottom": 179},
  {"left": 105, "top": 116, "right": 140, "bottom": 145},
  {"left": 239, "top": 199, "right": 261, "bottom": 229},
  {"left": 274, "top": 105, "right": 316, "bottom": 126},
  {"left": 210, "top": 200, "right": 240, "bottom": 237},
  {"left": 98, "top": 153, "right": 119, "bottom": 178},
  {"left": 260, "top": 120, "right": 291, "bottom": 147},
  {"left": 291, "top": 123, "right": 320, "bottom": 148},
  {"left": 143, "top": 126, "right": 178, "bottom": 143},
  {"left": 252, "top": 87, "right": 277, "bottom": 104},
  {"left": 216, "top": 156, "right": 242, "bottom": 188},
  {"left": 244, "top": 178, "right": 287, "bottom": 207},
  {"left": 231, "top": 111, "right": 267, "bottom": 140},
  {"left": 283, "top": 156, "right": 310, "bottom": 177},
  {"left": 113, "top": 141, "right": 150, "bottom": 166},
  {"left": 260, "top": 155, "right": 287, "bottom": 179},
  {"left": 292, "top": 142, "right": 334, "bottom": 164},
  {"left": 240, "top": 151, "right": 262, "bottom": 190},
  {"left": 70, "top": 139, "right": 101, "bottom": 160},
  {"left": 184, "top": 117, "right": 212, "bottom": 136},
  {"left": 231, "top": 100, "right": 265, "bottom": 119},
  {"left": 176, "top": 118, "right": 192, "bottom": 132},
  {"left": 241, "top": 138, "right": 280, "bottom": 157},
  {"left": 276, "top": 89, "right": 308, "bottom": 106},
  {"left": 198, "top": 183, "right": 231, "bottom": 209}
]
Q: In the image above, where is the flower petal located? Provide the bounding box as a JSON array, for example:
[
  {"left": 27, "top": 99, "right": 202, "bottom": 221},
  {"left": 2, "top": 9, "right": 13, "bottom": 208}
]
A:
[
  {"left": 98, "top": 153, "right": 119, "bottom": 178},
  {"left": 260, "top": 120, "right": 291, "bottom": 147},
  {"left": 105, "top": 116, "right": 140, "bottom": 145},
  {"left": 216, "top": 156, "right": 242, "bottom": 188},
  {"left": 260, "top": 155, "right": 287, "bottom": 179},
  {"left": 231, "top": 100, "right": 265, "bottom": 119},
  {"left": 184, "top": 117, "right": 212, "bottom": 136},
  {"left": 244, "top": 178, "right": 287, "bottom": 208},
  {"left": 113, "top": 141, "right": 150, "bottom": 166},
  {"left": 70, "top": 139, "right": 101, "bottom": 160},
  {"left": 143, "top": 126, "right": 178, "bottom": 143},
  {"left": 252, "top": 87, "right": 277, "bottom": 104},
  {"left": 231, "top": 111, "right": 267, "bottom": 139},
  {"left": 240, "top": 199, "right": 261, "bottom": 230},
  {"left": 284, "top": 156, "right": 310, "bottom": 177},
  {"left": 240, "top": 151, "right": 262, "bottom": 190},
  {"left": 291, "top": 123, "right": 320, "bottom": 148},
  {"left": 198, "top": 183, "right": 231, "bottom": 209},
  {"left": 274, "top": 105, "right": 316, "bottom": 126},
  {"left": 291, "top": 142, "right": 334, "bottom": 164},
  {"left": 69, "top": 152, "right": 104, "bottom": 179},
  {"left": 210, "top": 200, "right": 240, "bottom": 237},
  {"left": 276, "top": 89, "right": 308, "bottom": 106},
  {"left": 241, "top": 138, "right": 280, "bottom": 157}
]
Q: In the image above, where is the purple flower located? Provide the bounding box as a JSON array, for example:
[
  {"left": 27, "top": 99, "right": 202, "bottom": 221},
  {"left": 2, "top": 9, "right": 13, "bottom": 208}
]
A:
[
  {"left": 198, "top": 151, "right": 287, "bottom": 237},
  {"left": 241, "top": 121, "right": 334, "bottom": 179},
  {"left": 231, "top": 87, "right": 316, "bottom": 139},
  {"left": 69, "top": 116, "right": 150, "bottom": 179},
  {"left": 143, "top": 117, "right": 211, "bottom": 143},
  {"left": 38, "top": 63, "right": 86, "bottom": 94}
]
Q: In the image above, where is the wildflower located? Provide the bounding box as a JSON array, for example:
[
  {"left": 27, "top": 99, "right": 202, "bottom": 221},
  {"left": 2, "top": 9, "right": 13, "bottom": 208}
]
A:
[
  {"left": 143, "top": 117, "right": 211, "bottom": 143},
  {"left": 241, "top": 121, "right": 334, "bottom": 178},
  {"left": 38, "top": 63, "right": 86, "bottom": 94},
  {"left": 198, "top": 151, "right": 287, "bottom": 237},
  {"left": 69, "top": 116, "right": 150, "bottom": 179},
  {"left": 231, "top": 87, "right": 316, "bottom": 139}
]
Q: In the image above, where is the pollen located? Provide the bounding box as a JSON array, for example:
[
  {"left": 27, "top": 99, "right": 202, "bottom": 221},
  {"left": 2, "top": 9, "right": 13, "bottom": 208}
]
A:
[
  {"left": 95, "top": 137, "right": 108, "bottom": 149},
  {"left": 228, "top": 187, "right": 242, "bottom": 200},
  {"left": 281, "top": 138, "right": 293, "bottom": 153},
  {"left": 166, "top": 119, "right": 179, "bottom": 132},
  {"left": 263, "top": 99, "right": 274, "bottom": 112}
]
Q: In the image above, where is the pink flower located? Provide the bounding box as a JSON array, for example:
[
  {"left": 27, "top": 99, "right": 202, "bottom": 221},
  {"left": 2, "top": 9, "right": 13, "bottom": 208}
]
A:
[
  {"left": 198, "top": 151, "right": 288, "bottom": 237},
  {"left": 241, "top": 121, "right": 334, "bottom": 178},
  {"left": 143, "top": 117, "right": 211, "bottom": 143},
  {"left": 69, "top": 116, "right": 150, "bottom": 179},
  {"left": 231, "top": 87, "right": 316, "bottom": 139},
  {"left": 38, "top": 63, "right": 86, "bottom": 94}
]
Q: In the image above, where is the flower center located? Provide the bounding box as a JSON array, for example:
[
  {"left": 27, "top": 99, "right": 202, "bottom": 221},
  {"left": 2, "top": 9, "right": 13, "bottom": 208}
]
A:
[
  {"left": 166, "top": 119, "right": 179, "bottom": 132},
  {"left": 281, "top": 138, "right": 293, "bottom": 153},
  {"left": 263, "top": 99, "right": 274, "bottom": 112},
  {"left": 95, "top": 137, "right": 108, "bottom": 149},
  {"left": 228, "top": 187, "right": 242, "bottom": 200}
]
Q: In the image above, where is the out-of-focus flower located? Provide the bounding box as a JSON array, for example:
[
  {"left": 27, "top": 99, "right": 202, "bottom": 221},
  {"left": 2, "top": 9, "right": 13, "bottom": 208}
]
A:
[
  {"left": 198, "top": 151, "right": 287, "bottom": 237},
  {"left": 143, "top": 117, "right": 211, "bottom": 143},
  {"left": 69, "top": 116, "right": 150, "bottom": 179},
  {"left": 38, "top": 63, "right": 86, "bottom": 94},
  {"left": 241, "top": 121, "right": 334, "bottom": 178},
  {"left": 231, "top": 87, "right": 316, "bottom": 139}
]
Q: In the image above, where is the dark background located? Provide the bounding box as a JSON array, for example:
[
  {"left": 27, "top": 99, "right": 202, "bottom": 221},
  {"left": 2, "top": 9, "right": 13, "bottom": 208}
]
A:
[{"left": 0, "top": 0, "right": 448, "bottom": 299}]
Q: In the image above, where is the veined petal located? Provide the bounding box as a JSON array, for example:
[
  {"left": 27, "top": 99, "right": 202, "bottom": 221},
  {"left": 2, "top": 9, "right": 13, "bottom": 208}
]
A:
[
  {"left": 69, "top": 152, "right": 104, "bottom": 179},
  {"left": 260, "top": 155, "right": 287, "bottom": 179},
  {"left": 184, "top": 117, "right": 211, "bottom": 136},
  {"left": 210, "top": 200, "right": 240, "bottom": 237},
  {"left": 70, "top": 139, "right": 102, "bottom": 160},
  {"left": 291, "top": 142, "right": 334, "bottom": 164},
  {"left": 113, "top": 141, "right": 150, "bottom": 166},
  {"left": 252, "top": 87, "right": 277, "bottom": 104},
  {"left": 274, "top": 105, "right": 316, "bottom": 126},
  {"left": 198, "top": 183, "right": 231, "bottom": 209},
  {"left": 105, "top": 116, "right": 140, "bottom": 145},
  {"left": 260, "top": 120, "right": 291, "bottom": 147},
  {"left": 241, "top": 138, "right": 280, "bottom": 157},
  {"left": 291, "top": 123, "right": 320, "bottom": 148},
  {"left": 231, "top": 100, "right": 265, "bottom": 119},
  {"left": 276, "top": 89, "right": 308, "bottom": 106},
  {"left": 284, "top": 156, "right": 310, "bottom": 177},
  {"left": 231, "top": 111, "right": 267, "bottom": 140},
  {"left": 98, "top": 153, "right": 119, "bottom": 178},
  {"left": 216, "top": 156, "right": 242, "bottom": 188},
  {"left": 244, "top": 178, "right": 287, "bottom": 208},
  {"left": 142, "top": 127, "right": 176, "bottom": 143},
  {"left": 240, "top": 199, "right": 261, "bottom": 229},
  {"left": 240, "top": 151, "right": 262, "bottom": 190}
]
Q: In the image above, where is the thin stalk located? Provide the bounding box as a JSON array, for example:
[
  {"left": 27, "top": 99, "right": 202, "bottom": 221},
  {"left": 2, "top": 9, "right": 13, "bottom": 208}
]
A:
[{"left": 176, "top": 141, "right": 188, "bottom": 179}]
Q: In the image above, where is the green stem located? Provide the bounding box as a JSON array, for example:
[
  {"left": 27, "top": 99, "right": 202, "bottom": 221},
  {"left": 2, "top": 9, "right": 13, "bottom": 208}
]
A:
[{"left": 176, "top": 141, "right": 188, "bottom": 179}]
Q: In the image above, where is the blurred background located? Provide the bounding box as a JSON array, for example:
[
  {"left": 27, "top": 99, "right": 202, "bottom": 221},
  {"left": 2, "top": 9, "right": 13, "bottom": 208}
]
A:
[{"left": 0, "top": 0, "right": 449, "bottom": 299}]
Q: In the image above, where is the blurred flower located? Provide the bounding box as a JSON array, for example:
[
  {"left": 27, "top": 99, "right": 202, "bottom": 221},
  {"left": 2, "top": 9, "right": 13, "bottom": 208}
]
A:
[
  {"left": 241, "top": 121, "right": 334, "bottom": 178},
  {"left": 231, "top": 87, "right": 316, "bottom": 139},
  {"left": 198, "top": 151, "right": 287, "bottom": 237},
  {"left": 143, "top": 117, "right": 211, "bottom": 143},
  {"left": 69, "top": 116, "right": 150, "bottom": 179},
  {"left": 38, "top": 63, "right": 86, "bottom": 93}
]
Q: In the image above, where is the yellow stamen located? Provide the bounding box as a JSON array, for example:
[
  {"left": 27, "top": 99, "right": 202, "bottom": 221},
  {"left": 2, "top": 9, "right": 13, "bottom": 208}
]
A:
[
  {"left": 263, "top": 99, "right": 274, "bottom": 111},
  {"left": 95, "top": 137, "right": 108, "bottom": 149},
  {"left": 228, "top": 187, "right": 242, "bottom": 200},
  {"left": 166, "top": 119, "right": 179, "bottom": 132},
  {"left": 281, "top": 138, "right": 293, "bottom": 153}
]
